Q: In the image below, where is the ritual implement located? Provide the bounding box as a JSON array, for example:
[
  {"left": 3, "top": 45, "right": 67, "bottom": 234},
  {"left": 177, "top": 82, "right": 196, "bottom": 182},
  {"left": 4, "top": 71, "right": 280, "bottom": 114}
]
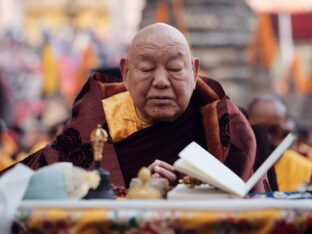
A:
[
  {"left": 84, "top": 124, "right": 115, "bottom": 199},
  {"left": 127, "top": 167, "right": 162, "bottom": 199}
]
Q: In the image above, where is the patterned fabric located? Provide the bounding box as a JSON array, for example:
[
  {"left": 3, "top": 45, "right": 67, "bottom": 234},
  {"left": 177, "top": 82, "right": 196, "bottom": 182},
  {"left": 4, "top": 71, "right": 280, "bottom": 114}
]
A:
[
  {"left": 248, "top": 191, "right": 312, "bottom": 199},
  {"left": 218, "top": 113, "right": 230, "bottom": 146},
  {"left": 52, "top": 128, "right": 93, "bottom": 168},
  {"left": 14, "top": 207, "right": 312, "bottom": 234}
]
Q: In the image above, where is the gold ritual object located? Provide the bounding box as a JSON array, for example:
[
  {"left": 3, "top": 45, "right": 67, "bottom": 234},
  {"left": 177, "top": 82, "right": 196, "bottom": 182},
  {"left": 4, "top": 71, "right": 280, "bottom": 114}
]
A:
[{"left": 90, "top": 124, "right": 108, "bottom": 161}]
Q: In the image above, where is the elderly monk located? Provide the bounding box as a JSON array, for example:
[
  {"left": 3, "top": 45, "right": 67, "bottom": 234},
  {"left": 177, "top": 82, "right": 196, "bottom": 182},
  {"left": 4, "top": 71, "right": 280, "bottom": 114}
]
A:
[{"left": 17, "top": 23, "right": 268, "bottom": 192}]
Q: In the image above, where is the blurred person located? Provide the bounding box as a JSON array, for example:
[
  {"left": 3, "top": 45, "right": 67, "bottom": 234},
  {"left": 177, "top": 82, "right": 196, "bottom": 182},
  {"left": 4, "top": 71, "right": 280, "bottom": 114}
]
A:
[
  {"left": 293, "top": 124, "right": 312, "bottom": 160},
  {"left": 48, "top": 119, "right": 68, "bottom": 140},
  {"left": 250, "top": 124, "right": 279, "bottom": 190},
  {"left": 0, "top": 119, "right": 17, "bottom": 171},
  {"left": 247, "top": 95, "right": 312, "bottom": 191},
  {"left": 237, "top": 106, "right": 279, "bottom": 188},
  {"left": 41, "top": 33, "right": 58, "bottom": 97},
  {"left": 74, "top": 29, "right": 100, "bottom": 96},
  {"left": 0, "top": 77, "right": 5, "bottom": 119},
  {"left": 40, "top": 97, "right": 70, "bottom": 130},
  {"left": 6, "top": 124, "right": 24, "bottom": 149},
  {"left": 11, "top": 118, "right": 67, "bottom": 163},
  {"left": 5, "top": 23, "right": 268, "bottom": 193},
  {"left": 0, "top": 29, "right": 42, "bottom": 128},
  {"left": 0, "top": 70, "right": 12, "bottom": 122},
  {"left": 15, "top": 120, "right": 50, "bottom": 162},
  {"left": 308, "top": 125, "right": 312, "bottom": 150},
  {"left": 248, "top": 95, "right": 289, "bottom": 151}
]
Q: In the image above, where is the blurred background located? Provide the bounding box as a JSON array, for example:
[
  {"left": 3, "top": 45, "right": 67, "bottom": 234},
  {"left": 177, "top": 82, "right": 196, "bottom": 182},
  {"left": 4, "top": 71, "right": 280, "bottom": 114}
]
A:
[{"left": 0, "top": 0, "right": 312, "bottom": 166}]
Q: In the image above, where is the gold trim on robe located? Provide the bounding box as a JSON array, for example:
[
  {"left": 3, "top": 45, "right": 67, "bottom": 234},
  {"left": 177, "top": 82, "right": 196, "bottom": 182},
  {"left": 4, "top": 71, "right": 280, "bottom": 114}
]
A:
[{"left": 102, "top": 91, "right": 151, "bottom": 143}]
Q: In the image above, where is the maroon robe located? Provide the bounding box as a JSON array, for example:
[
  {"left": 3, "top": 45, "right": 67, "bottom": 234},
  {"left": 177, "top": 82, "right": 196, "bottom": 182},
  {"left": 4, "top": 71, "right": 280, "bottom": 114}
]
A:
[{"left": 17, "top": 72, "right": 269, "bottom": 191}]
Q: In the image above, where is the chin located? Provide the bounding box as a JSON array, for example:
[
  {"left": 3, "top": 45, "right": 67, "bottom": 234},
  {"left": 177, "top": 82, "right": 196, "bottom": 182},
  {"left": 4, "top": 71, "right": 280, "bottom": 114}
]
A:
[
  {"left": 149, "top": 112, "right": 181, "bottom": 122},
  {"left": 143, "top": 106, "right": 182, "bottom": 122}
]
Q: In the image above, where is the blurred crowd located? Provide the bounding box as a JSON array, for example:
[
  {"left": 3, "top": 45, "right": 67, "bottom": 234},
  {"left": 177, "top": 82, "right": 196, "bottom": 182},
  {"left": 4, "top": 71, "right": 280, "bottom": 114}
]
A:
[{"left": 0, "top": 26, "right": 127, "bottom": 170}]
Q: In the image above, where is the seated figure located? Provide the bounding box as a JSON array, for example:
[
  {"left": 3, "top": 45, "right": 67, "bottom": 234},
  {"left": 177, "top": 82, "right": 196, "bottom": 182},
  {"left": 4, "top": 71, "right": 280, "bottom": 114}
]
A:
[
  {"left": 247, "top": 94, "right": 312, "bottom": 191},
  {"left": 15, "top": 23, "right": 267, "bottom": 192}
]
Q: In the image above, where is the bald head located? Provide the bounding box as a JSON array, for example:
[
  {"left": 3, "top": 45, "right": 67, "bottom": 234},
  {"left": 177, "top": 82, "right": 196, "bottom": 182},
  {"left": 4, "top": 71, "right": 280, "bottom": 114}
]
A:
[
  {"left": 128, "top": 23, "right": 191, "bottom": 60},
  {"left": 248, "top": 95, "right": 289, "bottom": 148},
  {"left": 248, "top": 95, "right": 288, "bottom": 125}
]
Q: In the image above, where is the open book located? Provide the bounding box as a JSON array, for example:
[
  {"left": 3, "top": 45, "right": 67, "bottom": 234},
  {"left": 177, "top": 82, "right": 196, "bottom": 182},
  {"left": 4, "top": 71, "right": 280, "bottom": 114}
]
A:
[{"left": 170, "top": 133, "right": 295, "bottom": 198}]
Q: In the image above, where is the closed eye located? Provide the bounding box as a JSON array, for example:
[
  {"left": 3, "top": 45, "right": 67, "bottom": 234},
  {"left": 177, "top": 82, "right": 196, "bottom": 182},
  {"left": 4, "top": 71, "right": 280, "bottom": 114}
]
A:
[
  {"left": 168, "top": 67, "right": 182, "bottom": 72},
  {"left": 138, "top": 66, "right": 155, "bottom": 72},
  {"left": 141, "top": 68, "right": 154, "bottom": 72}
]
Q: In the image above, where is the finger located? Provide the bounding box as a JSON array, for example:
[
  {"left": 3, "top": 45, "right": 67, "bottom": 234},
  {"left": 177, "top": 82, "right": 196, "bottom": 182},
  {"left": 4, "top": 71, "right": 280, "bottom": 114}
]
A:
[
  {"left": 148, "top": 161, "right": 160, "bottom": 173},
  {"left": 152, "top": 173, "right": 160, "bottom": 178},
  {"left": 154, "top": 160, "right": 175, "bottom": 172},
  {"left": 154, "top": 165, "right": 177, "bottom": 182},
  {"left": 148, "top": 163, "right": 155, "bottom": 172}
]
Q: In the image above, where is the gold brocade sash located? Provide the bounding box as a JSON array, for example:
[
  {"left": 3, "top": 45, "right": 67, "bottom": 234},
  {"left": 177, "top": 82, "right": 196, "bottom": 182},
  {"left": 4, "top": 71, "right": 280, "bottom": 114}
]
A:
[{"left": 102, "top": 91, "right": 151, "bottom": 143}]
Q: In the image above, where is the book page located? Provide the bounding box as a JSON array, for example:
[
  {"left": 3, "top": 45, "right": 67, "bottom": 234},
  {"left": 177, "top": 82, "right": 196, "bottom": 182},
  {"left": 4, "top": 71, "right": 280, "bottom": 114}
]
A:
[
  {"left": 174, "top": 142, "right": 246, "bottom": 196},
  {"left": 244, "top": 133, "right": 296, "bottom": 195},
  {"left": 167, "top": 184, "right": 239, "bottom": 200},
  {"left": 174, "top": 159, "right": 215, "bottom": 183}
]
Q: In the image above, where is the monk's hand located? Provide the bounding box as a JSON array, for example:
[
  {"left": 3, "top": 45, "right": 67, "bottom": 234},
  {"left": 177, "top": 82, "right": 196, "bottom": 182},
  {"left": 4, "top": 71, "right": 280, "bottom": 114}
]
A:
[{"left": 148, "top": 159, "right": 177, "bottom": 184}]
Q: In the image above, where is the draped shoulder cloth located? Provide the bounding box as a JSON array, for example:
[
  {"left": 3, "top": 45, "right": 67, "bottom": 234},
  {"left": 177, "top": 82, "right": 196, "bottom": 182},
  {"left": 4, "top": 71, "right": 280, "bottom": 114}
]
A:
[{"left": 17, "top": 72, "right": 269, "bottom": 192}]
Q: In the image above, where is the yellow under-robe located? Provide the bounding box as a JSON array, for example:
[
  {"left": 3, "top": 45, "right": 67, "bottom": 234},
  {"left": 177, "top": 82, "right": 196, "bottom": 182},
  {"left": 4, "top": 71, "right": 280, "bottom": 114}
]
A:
[
  {"left": 275, "top": 149, "right": 312, "bottom": 191},
  {"left": 0, "top": 134, "right": 18, "bottom": 171},
  {"left": 102, "top": 91, "right": 151, "bottom": 143},
  {"left": 0, "top": 154, "right": 14, "bottom": 171}
]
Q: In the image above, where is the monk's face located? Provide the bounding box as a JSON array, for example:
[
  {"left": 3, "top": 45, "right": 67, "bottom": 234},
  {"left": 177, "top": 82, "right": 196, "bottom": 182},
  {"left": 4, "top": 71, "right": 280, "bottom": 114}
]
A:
[{"left": 121, "top": 24, "right": 199, "bottom": 123}]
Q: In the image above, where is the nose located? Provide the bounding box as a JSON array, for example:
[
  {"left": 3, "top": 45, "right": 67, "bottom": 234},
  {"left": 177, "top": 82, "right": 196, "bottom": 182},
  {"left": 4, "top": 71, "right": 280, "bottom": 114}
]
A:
[{"left": 152, "top": 68, "right": 171, "bottom": 88}]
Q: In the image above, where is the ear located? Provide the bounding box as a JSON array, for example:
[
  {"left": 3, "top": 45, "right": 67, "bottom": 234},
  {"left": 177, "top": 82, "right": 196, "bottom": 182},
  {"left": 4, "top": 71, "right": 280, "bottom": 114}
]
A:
[
  {"left": 192, "top": 57, "right": 200, "bottom": 83},
  {"left": 120, "top": 58, "right": 129, "bottom": 89}
]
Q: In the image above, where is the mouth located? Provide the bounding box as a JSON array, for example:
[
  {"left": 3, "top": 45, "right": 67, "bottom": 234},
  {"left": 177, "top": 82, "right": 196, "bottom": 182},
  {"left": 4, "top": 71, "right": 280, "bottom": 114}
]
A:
[{"left": 148, "top": 96, "right": 174, "bottom": 105}]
